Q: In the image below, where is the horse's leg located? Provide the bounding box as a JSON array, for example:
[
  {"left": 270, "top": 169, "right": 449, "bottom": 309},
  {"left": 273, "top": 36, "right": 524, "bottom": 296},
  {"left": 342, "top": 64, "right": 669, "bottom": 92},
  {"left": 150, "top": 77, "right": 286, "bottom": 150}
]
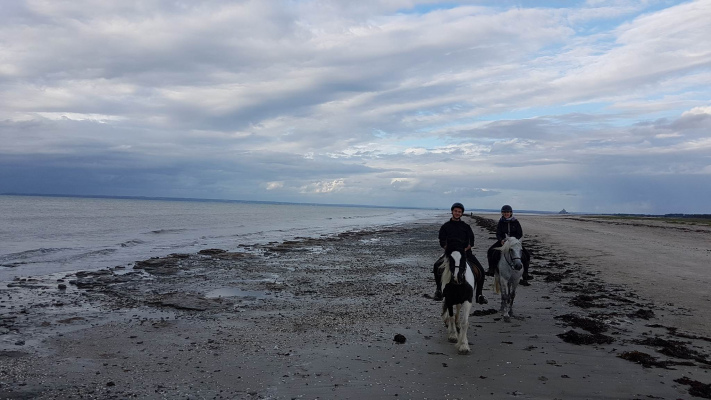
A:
[
  {"left": 498, "top": 277, "right": 507, "bottom": 313},
  {"left": 510, "top": 276, "right": 522, "bottom": 318},
  {"left": 456, "top": 304, "right": 462, "bottom": 332},
  {"left": 457, "top": 301, "right": 472, "bottom": 354},
  {"left": 444, "top": 304, "right": 457, "bottom": 343},
  {"left": 455, "top": 303, "right": 463, "bottom": 334},
  {"left": 501, "top": 281, "right": 511, "bottom": 322},
  {"left": 509, "top": 288, "right": 516, "bottom": 317},
  {"left": 441, "top": 302, "right": 449, "bottom": 327},
  {"left": 447, "top": 313, "right": 458, "bottom": 343},
  {"left": 468, "top": 256, "right": 486, "bottom": 304}
]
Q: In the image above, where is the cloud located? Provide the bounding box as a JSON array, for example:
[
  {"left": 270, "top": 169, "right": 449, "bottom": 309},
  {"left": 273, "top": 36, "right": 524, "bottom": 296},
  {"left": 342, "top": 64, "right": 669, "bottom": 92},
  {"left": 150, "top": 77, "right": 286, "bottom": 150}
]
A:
[
  {"left": 300, "top": 179, "right": 346, "bottom": 194},
  {"left": 1, "top": 0, "right": 710, "bottom": 214},
  {"left": 265, "top": 181, "right": 284, "bottom": 190}
]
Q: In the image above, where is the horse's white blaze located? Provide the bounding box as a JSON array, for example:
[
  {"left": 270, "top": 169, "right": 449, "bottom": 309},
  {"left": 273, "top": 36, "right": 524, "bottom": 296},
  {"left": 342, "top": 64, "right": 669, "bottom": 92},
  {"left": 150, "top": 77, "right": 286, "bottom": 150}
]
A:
[
  {"left": 450, "top": 251, "right": 462, "bottom": 266},
  {"left": 450, "top": 251, "right": 462, "bottom": 282}
]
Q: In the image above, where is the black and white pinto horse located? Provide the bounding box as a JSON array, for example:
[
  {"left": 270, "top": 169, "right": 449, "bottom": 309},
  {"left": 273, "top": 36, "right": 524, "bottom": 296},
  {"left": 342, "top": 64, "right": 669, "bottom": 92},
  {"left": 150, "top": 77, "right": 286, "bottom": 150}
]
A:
[
  {"left": 493, "top": 237, "right": 524, "bottom": 322},
  {"left": 440, "top": 247, "right": 475, "bottom": 354}
]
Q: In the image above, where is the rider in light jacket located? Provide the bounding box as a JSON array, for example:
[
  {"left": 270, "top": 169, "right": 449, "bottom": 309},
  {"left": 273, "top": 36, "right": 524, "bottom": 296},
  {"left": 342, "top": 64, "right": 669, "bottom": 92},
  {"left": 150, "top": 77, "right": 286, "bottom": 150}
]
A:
[{"left": 486, "top": 205, "right": 532, "bottom": 282}]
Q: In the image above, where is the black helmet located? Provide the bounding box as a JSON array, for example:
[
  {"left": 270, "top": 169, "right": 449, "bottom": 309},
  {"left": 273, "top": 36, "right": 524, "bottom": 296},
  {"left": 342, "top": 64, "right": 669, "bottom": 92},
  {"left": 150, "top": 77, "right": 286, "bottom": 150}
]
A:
[
  {"left": 451, "top": 202, "right": 465, "bottom": 212},
  {"left": 501, "top": 204, "right": 513, "bottom": 213}
]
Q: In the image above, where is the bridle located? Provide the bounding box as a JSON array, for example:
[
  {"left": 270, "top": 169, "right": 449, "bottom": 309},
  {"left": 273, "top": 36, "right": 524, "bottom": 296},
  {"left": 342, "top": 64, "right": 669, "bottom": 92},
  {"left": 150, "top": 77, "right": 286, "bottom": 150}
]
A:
[
  {"left": 503, "top": 247, "right": 522, "bottom": 269},
  {"left": 447, "top": 249, "right": 468, "bottom": 285}
]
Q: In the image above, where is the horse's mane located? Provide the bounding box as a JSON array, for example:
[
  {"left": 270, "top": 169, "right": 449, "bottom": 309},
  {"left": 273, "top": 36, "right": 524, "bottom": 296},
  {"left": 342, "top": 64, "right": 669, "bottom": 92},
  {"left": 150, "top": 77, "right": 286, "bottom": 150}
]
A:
[{"left": 500, "top": 237, "right": 522, "bottom": 252}]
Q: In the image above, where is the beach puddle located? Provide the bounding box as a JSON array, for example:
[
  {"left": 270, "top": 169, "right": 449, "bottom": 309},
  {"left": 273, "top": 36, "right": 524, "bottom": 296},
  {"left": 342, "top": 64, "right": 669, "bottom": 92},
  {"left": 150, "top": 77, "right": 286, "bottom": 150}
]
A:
[{"left": 205, "top": 287, "right": 270, "bottom": 299}]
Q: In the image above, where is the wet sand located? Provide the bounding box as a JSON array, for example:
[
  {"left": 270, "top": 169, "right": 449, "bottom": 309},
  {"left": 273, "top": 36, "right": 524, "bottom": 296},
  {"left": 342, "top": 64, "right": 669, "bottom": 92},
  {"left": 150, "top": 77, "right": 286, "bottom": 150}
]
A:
[
  {"left": 520, "top": 214, "right": 711, "bottom": 338},
  {"left": 1, "top": 214, "right": 710, "bottom": 399}
]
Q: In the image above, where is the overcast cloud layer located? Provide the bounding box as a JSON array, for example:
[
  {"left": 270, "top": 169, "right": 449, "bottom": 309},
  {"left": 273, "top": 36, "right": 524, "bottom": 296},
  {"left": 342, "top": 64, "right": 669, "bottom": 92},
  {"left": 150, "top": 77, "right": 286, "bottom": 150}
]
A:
[{"left": 1, "top": 0, "right": 710, "bottom": 214}]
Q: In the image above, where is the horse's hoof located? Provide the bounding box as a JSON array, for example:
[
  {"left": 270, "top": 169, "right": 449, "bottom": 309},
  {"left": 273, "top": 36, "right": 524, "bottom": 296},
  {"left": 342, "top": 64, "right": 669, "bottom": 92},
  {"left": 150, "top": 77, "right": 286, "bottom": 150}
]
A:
[
  {"left": 519, "top": 279, "right": 530, "bottom": 286},
  {"left": 448, "top": 337, "right": 458, "bottom": 343},
  {"left": 477, "top": 295, "right": 488, "bottom": 305},
  {"left": 458, "top": 347, "right": 471, "bottom": 355},
  {"left": 503, "top": 316, "right": 511, "bottom": 323}
]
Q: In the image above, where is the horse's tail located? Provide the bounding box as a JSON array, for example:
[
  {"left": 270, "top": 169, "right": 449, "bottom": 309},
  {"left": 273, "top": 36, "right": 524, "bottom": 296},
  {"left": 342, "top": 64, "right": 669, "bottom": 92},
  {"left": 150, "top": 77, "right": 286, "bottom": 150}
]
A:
[{"left": 494, "top": 277, "right": 501, "bottom": 294}]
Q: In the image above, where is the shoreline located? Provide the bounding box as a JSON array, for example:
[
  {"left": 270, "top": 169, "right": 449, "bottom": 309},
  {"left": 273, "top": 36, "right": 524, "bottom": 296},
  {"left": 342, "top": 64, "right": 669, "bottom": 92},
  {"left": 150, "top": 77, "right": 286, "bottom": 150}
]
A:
[{"left": 2, "top": 215, "right": 711, "bottom": 399}]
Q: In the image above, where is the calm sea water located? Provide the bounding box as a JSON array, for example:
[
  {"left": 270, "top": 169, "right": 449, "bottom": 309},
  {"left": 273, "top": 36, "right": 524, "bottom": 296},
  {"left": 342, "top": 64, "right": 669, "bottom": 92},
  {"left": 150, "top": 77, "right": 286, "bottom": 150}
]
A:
[{"left": 0, "top": 195, "right": 441, "bottom": 282}]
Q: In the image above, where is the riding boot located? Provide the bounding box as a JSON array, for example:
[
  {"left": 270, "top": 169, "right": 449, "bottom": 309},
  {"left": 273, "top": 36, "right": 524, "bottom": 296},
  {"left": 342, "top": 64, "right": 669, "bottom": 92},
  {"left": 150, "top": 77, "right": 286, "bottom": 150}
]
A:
[
  {"left": 475, "top": 265, "right": 487, "bottom": 304},
  {"left": 521, "top": 248, "right": 533, "bottom": 281},
  {"left": 467, "top": 253, "right": 488, "bottom": 305},
  {"left": 485, "top": 264, "right": 497, "bottom": 277},
  {"left": 433, "top": 270, "right": 443, "bottom": 301},
  {"left": 522, "top": 268, "right": 532, "bottom": 281},
  {"left": 485, "top": 249, "right": 497, "bottom": 276}
]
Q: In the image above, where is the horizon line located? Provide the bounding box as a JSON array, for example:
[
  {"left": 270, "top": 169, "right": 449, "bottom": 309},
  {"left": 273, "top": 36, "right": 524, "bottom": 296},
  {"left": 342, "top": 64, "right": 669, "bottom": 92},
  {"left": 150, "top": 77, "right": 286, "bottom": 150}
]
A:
[{"left": 3, "top": 192, "right": 705, "bottom": 217}]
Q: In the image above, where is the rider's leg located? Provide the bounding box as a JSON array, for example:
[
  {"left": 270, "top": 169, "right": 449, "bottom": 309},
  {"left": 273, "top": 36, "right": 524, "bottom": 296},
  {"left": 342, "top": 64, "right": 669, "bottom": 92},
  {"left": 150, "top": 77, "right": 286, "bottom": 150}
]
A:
[
  {"left": 521, "top": 247, "right": 533, "bottom": 281},
  {"left": 466, "top": 250, "right": 488, "bottom": 305},
  {"left": 433, "top": 255, "right": 444, "bottom": 300},
  {"left": 485, "top": 242, "right": 499, "bottom": 276}
]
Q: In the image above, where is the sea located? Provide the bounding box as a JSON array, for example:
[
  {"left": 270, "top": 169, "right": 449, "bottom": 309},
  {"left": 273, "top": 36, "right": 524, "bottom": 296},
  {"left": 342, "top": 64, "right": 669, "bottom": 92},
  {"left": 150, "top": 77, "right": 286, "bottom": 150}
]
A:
[{"left": 0, "top": 195, "right": 442, "bottom": 283}]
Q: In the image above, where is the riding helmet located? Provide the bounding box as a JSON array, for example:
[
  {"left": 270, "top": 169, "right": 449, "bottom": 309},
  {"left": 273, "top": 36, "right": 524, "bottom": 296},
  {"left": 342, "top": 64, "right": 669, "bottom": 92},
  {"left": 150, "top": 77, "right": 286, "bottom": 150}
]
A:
[
  {"left": 451, "top": 202, "right": 465, "bottom": 212},
  {"left": 501, "top": 204, "right": 513, "bottom": 213}
]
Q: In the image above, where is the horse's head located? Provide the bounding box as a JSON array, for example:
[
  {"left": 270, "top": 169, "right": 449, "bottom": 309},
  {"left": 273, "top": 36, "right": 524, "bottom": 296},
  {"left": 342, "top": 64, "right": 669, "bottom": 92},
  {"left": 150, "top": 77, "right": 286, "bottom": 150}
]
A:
[
  {"left": 445, "top": 246, "right": 468, "bottom": 284},
  {"left": 502, "top": 237, "right": 524, "bottom": 271}
]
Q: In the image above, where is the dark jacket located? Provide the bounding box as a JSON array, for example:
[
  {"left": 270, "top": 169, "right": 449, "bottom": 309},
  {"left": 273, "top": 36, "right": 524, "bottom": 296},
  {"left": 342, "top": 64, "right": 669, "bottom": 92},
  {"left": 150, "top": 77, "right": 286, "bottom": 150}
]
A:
[
  {"left": 439, "top": 219, "right": 475, "bottom": 249},
  {"left": 496, "top": 217, "right": 523, "bottom": 242}
]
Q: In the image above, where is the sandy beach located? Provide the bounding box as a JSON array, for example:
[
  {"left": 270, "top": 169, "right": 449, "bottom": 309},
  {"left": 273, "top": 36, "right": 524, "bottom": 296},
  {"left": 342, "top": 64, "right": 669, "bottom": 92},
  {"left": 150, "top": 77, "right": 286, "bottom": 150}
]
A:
[{"left": 2, "top": 214, "right": 710, "bottom": 399}]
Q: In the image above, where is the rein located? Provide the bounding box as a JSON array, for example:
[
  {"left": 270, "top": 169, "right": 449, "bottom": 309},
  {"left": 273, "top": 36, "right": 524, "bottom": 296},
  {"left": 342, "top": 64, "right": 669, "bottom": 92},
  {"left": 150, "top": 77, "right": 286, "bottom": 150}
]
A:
[{"left": 503, "top": 248, "right": 522, "bottom": 269}]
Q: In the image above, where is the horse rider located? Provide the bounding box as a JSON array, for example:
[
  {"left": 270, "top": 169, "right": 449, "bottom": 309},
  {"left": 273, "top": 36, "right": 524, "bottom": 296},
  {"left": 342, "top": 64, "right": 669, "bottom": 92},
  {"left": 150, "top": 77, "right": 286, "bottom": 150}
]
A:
[
  {"left": 485, "top": 204, "right": 533, "bottom": 284},
  {"left": 433, "top": 202, "right": 488, "bottom": 304}
]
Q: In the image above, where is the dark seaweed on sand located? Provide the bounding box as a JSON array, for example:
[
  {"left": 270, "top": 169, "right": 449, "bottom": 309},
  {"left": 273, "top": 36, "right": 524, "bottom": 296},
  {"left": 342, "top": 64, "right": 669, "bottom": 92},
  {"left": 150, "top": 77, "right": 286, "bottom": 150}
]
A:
[
  {"left": 554, "top": 314, "right": 608, "bottom": 334},
  {"left": 618, "top": 351, "right": 696, "bottom": 369},
  {"left": 675, "top": 377, "right": 711, "bottom": 399},
  {"left": 557, "top": 330, "right": 614, "bottom": 345},
  {"left": 634, "top": 337, "right": 711, "bottom": 365}
]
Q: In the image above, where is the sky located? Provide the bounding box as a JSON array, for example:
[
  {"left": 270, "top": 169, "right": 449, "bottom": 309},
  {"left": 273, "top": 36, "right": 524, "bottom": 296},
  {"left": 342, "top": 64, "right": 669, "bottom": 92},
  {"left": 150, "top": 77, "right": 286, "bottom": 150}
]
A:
[{"left": 1, "top": 0, "right": 710, "bottom": 214}]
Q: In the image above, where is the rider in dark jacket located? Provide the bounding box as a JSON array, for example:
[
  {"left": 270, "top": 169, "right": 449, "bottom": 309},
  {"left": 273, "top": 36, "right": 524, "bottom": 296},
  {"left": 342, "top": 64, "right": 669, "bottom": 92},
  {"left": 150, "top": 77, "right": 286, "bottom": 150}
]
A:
[
  {"left": 486, "top": 205, "right": 532, "bottom": 282},
  {"left": 433, "top": 203, "right": 487, "bottom": 304}
]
